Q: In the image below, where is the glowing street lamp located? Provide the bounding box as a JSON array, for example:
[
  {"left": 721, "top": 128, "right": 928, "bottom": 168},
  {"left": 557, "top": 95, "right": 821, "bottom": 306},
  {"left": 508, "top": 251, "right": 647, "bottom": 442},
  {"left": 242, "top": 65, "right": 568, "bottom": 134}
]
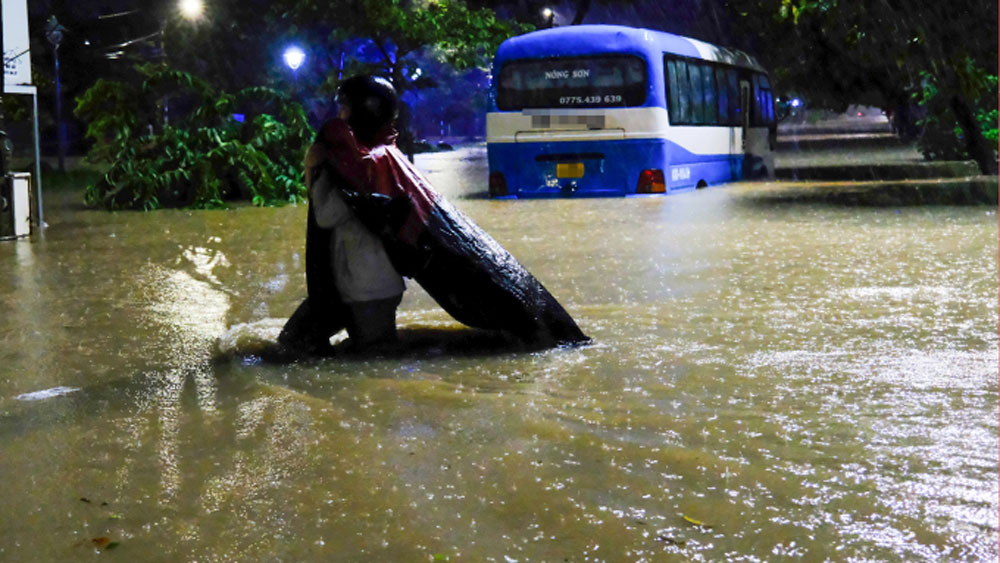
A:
[
  {"left": 179, "top": 0, "right": 205, "bottom": 20},
  {"left": 541, "top": 7, "right": 555, "bottom": 27},
  {"left": 283, "top": 46, "right": 306, "bottom": 80}
]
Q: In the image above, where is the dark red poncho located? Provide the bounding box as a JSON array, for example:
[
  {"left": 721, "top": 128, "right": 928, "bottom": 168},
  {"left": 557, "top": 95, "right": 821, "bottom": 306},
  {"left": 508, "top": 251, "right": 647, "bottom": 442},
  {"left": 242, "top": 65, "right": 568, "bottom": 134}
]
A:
[{"left": 287, "top": 119, "right": 589, "bottom": 348}]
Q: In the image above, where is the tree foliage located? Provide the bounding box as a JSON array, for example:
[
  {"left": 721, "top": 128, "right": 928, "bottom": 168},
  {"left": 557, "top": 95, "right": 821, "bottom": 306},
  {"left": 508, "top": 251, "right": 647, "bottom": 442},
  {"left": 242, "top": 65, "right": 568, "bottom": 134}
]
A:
[
  {"left": 288, "top": 0, "right": 529, "bottom": 102},
  {"left": 723, "top": 0, "right": 998, "bottom": 172},
  {"left": 916, "top": 70, "right": 998, "bottom": 162},
  {"left": 273, "top": 0, "right": 530, "bottom": 155},
  {"left": 74, "top": 63, "right": 313, "bottom": 210}
]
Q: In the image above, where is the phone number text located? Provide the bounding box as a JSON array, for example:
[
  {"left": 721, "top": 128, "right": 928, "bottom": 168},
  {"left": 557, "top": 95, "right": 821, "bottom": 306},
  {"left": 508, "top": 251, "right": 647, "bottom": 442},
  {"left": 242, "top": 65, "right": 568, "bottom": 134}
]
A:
[{"left": 559, "top": 94, "right": 623, "bottom": 105}]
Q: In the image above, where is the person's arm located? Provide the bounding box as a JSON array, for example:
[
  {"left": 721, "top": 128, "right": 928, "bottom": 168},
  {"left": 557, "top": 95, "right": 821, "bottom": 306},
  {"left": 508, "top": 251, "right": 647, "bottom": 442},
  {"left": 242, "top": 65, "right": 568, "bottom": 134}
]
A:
[{"left": 311, "top": 168, "right": 354, "bottom": 229}]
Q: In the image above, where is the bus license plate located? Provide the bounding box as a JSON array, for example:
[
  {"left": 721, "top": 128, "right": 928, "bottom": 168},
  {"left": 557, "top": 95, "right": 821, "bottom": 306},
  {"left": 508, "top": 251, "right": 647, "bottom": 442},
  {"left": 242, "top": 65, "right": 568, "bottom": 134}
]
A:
[{"left": 556, "top": 163, "right": 585, "bottom": 178}]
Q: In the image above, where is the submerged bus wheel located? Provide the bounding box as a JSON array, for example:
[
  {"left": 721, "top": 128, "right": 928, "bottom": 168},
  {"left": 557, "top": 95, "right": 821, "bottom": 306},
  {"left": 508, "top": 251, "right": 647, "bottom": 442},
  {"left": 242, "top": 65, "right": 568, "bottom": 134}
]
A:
[{"left": 696, "top": 180, "right": 708, "bottom": 189}]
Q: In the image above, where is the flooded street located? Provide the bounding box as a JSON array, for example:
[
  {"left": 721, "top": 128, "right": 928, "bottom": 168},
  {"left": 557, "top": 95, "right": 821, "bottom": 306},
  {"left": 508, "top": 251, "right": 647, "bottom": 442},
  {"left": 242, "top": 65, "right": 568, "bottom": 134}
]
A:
[{"left": 1, "top": 147, "right": 997, "bottom": 560}]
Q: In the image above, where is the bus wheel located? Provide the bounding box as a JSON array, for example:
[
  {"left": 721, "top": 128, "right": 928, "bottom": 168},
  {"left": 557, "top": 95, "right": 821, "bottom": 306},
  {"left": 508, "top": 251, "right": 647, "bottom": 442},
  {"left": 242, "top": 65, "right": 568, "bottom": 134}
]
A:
[{"left": 696, "top": 180, "right": 708, "bottom": 189}]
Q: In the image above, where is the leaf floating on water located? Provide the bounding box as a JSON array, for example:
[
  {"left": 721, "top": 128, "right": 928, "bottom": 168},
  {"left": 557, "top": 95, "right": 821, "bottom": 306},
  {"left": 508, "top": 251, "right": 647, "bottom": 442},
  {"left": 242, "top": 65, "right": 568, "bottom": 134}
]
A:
[
  {"left": 91, "top": 537, "right": 119, "bottom": 550},
  {"left": 682, "top": 515, "right": 713, "bottom": 528}
]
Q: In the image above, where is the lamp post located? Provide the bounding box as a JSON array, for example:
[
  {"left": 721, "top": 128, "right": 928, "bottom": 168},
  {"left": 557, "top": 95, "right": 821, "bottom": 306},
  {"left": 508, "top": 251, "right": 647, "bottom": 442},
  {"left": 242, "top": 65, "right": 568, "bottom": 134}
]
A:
[
  {"left": 44, "top": 16, "right": 66, "bottom": 172},
  {"left": 283, "top": 46, "right": 306, "bottom": 82},
  {"left": 159, "top": 0, "right": 205, "bottom": 126},
  {"left": 541, "top": 7, "right": 555, "bottom": 28}
]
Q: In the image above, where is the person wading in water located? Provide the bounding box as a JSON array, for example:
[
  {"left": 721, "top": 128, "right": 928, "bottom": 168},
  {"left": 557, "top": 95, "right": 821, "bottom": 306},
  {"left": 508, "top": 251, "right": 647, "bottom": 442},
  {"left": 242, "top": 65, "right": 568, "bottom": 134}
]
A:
[{"left": 279, "top": 75, "right": 406, "bottom": 353}]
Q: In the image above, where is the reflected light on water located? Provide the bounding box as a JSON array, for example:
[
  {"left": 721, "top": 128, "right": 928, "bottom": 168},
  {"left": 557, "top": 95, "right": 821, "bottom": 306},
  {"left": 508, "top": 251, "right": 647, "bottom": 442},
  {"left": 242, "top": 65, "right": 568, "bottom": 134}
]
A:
[{"left": 139, "top": 261, "right": 231, "bottom": 503}]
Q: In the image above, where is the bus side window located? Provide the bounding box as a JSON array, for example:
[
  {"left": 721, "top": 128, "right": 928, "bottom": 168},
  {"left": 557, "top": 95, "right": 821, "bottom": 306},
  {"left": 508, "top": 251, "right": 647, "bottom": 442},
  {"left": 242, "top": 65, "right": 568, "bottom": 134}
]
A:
[
  {"left": 675, "top": 60, "right": 691, "bottom": 124},
  {"left": 752, "top": 73, "right": 774, "bottom": 125},
  {"left": 715, "top": 68, "right": 729, "bottom": 125},
  {"left": 702, "top": 63, "right": 717, "bottom": 125},
  {"left": 666, "top": 59, "right": 681, "bottom": 124},
  {"left": 758, "top": 75, "right": 774, "bottom": 123},
  {"left": 727, "top": 70, "right": 739, "bottom": 124},
  {"left": 688, "top": 63, "right": 704, "bottom": 124}
]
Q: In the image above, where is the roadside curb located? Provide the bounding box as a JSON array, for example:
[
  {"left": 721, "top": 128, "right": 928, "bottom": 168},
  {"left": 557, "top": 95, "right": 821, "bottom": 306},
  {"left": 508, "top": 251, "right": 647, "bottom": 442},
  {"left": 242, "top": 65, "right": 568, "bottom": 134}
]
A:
[
  {"left": 775, "top": 161, "right": 981, "bottom": 181},
  {"left": 752, "top": 176, "right": 999, "bottom": 206}
]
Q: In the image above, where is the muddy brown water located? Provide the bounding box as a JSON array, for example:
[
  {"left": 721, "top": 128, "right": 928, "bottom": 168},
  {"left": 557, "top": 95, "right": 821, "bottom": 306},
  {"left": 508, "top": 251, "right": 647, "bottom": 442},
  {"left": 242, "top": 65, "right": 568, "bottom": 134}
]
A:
[{"left": 1, "top": 148, "right": 997, "bottom": 560}]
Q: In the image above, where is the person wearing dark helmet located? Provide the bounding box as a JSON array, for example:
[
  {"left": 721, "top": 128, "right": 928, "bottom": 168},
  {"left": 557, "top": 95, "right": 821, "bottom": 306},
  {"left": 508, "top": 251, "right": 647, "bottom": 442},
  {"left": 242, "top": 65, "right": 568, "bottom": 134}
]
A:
[
  {"left": 280, "top": 75, "right": 589, "bottom": 354},
  {"left": 290, "top": 75, "right": 406, "bottom": 351}
]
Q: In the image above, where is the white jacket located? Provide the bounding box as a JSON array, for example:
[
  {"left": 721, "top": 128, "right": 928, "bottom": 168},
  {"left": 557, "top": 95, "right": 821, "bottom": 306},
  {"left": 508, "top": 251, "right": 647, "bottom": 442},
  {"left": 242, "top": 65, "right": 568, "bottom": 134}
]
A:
[{"left": 311, "top": 169, "right": 405, "bottom": 303}]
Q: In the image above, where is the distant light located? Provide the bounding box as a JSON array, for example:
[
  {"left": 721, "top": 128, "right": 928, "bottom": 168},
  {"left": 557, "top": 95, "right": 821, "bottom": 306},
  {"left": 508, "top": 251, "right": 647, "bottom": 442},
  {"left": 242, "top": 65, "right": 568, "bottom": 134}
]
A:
[
  {"left": 541, "top": 7, "right": 554, "bottom": 18},
  {"left": 410, "top": 67, "right": 422, "bottom": 81},
  {"left": 232, "top": 113, "right": 245, "bottom": 123},
  {"left": 83, "top": 39, "right": 91, "bottom": 46},
  {"left": 283, "top": 46, "right": 305, "bottom": 71},
  {"left": 790, "top": 98, "right": 802, "bottom": 108},
  {"left": 179, "top": 0, "right": 204, "bottom": 20}
]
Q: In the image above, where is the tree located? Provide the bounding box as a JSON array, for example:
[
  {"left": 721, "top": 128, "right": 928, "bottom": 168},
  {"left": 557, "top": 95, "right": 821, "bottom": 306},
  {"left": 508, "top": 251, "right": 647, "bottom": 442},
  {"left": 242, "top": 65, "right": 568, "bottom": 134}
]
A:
[
  {"left": 723, "top": 0, "right": 998, "bottom": 173},
  {"left": 284, "top": 0, "right": 530, "bottom": 154},
  {"left": 75, "top": 64, "right": 312, "bottom": 209}
]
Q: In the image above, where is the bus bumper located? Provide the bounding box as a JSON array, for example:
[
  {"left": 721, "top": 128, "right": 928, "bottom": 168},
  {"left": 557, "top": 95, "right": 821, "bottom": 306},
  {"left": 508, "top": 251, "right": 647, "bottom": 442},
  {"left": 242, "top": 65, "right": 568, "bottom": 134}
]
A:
[{"left": 487, "top": 138, "right": 742, "bottom": 198}]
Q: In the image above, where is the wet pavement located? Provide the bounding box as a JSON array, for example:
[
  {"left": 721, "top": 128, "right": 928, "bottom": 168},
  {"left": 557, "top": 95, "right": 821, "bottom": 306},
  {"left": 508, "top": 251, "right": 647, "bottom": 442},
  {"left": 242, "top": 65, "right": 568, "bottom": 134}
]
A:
[{"left": 0, "top": 136, "right": 997, "bottom": 560}]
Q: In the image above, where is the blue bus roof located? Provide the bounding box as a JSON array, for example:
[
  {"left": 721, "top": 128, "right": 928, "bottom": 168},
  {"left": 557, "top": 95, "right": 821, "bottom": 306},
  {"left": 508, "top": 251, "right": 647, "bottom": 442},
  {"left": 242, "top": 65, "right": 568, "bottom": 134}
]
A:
[{"left": 494, "top": 25, "right": 765, "bottom": 72}]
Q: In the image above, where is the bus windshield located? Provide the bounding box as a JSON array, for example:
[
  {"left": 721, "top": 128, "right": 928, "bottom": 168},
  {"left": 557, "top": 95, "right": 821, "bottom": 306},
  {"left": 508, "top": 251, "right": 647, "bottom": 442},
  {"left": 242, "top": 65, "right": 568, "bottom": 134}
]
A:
[{"left": 497, "top": 56, "right": 647, "bottom": 110}]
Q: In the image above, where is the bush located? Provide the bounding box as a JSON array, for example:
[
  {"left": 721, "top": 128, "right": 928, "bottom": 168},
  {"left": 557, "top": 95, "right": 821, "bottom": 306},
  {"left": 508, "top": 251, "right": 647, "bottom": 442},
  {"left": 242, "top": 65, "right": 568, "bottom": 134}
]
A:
[
  {"left": 915, "top": 68, "right": 998, "bottom": 163},
  {"left": 74, "top": 64, "right": 313, "bottom": 210}
]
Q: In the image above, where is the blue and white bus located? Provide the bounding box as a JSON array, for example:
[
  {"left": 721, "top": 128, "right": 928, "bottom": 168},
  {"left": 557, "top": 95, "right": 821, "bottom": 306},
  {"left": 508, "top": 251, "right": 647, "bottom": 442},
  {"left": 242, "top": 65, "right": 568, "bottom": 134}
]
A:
[{"left": 486, "top": 25, "right": 776, "bottom": 198}]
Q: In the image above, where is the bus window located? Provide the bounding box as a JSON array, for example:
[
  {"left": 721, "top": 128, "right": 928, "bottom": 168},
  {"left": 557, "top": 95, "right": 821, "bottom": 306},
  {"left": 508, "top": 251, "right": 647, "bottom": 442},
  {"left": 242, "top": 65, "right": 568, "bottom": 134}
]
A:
[
  {"left": 702, "top": 63, "right": 717, "bottom": 124},
  {"left": 715, "top": 67, "right": 729, "bottom": 125},
  {"left": 727, "top": 70, "right": 739, "bottom": 124},
  {"left": 760, "top": 75, "right": 774, "bottom": 123},
  {"left": 671, "top": 59, "right": 692, "bottom": 123},
  {"left": 752, "top": 73, "right": 775, "bottom": 125},
  {"left": 666, "top": 60, "right": 681, "bottom": 124},
  {"left": 497, "top": 56, "right": 647, "bottom": 110},
  {"left": 688, "top": 63, "right": 704, "bottom": 123}
]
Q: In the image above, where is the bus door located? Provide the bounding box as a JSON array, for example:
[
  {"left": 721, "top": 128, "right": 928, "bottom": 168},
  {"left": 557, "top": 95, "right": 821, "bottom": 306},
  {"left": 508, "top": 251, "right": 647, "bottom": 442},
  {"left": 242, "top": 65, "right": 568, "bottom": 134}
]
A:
[{"left": 739, "top": 80, "right": 751, "bottom": 151}]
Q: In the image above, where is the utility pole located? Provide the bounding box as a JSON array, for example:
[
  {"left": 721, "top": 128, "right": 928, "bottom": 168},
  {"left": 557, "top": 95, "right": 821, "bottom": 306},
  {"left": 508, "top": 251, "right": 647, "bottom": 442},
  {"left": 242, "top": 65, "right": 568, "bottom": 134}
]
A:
[
  {"left": 1, "top": 5, "right": 9, "bottom": 181},
  {"left": 0, "top": 6, "right": 11, "bottom": 184},
  {"left": 1, "top": 7, "right": 12, "bottom": 236},
  {"left": 45, "top": 16, "right": 66, "bottom": 172}
]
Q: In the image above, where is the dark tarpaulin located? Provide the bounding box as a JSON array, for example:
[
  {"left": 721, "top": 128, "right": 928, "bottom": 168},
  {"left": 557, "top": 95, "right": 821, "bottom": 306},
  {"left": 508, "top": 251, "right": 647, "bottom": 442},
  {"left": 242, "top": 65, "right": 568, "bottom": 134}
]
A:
[{"left": 280, "top": 120, "right": 589, "bottom": 350}]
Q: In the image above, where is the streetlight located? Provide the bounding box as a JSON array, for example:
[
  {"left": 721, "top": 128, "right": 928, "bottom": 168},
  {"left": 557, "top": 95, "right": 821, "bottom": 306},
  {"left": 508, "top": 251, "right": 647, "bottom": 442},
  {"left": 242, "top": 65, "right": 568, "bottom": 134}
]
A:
[
  {"left": 283, "top": 46, "right": 306, "bottom": 81},
  {"left": 179, "top": 0, "right": 205, "bottom": 20},
  {"left": 161, "top": 0, "right": 205, "bottom": 124},
  {"left": 541, "top": 7, "right": 555, "bottom": 28}
]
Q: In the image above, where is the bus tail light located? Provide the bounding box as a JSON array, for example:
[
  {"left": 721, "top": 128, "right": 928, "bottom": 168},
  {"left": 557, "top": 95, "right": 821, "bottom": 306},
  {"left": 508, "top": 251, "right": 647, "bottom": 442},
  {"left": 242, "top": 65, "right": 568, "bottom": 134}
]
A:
[
  {"left": 489, "top": 172, "right": 508, "bottom": 197},
  {"left": 636, "top": 169, "right": 666, "bottom": 193}
]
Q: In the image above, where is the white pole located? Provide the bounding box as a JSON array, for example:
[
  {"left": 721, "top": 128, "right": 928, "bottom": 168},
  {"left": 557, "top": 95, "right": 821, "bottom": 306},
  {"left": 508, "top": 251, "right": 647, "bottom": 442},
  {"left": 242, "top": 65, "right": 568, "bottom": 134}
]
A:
[{"left": 32, "top": 90, "right": 43, "bottom": 228}]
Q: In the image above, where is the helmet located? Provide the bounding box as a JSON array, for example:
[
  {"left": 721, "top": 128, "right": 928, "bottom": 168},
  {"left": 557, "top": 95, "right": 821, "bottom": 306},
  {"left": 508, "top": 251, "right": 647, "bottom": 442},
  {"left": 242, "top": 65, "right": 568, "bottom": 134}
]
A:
[{"left": 336, "top": 75, "right": 399, "bottom": 145}]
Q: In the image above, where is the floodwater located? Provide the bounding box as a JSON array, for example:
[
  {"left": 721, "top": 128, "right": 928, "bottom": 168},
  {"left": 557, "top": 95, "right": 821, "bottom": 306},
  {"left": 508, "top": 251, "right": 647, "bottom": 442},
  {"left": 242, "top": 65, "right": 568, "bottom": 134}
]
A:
[{"left": 1, "top": 147, "right": 997, "bottom": 561}]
